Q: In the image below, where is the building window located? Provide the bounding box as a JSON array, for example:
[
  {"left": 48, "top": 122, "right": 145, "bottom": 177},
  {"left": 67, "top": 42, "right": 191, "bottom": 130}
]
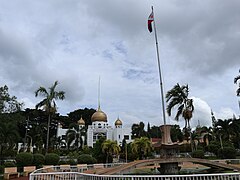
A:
[
  {"left": 119, "top": 135, "right": 120, "bottom": 139},
  {"left": 124, "top": 135, "right": 129, "bottom": 140},
  {"left": 98, "top": 123, "right": 101, "bottom": 128}
]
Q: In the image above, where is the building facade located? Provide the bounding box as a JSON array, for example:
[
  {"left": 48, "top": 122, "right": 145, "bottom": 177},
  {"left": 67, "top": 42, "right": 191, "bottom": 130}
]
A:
[{"left": 57, "top": 107, "right": 132, "bottom": 147}]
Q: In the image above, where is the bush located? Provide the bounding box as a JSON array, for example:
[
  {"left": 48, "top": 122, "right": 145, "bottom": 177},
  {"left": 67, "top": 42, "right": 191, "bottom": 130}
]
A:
[
  {"left": 77, "top": 154, "right": 97, "bottom": 164},
  {"left": 218, "top": 147, "right": 236, "bottom": 159},
  {"left": 4, "top": 161, "right": 16, "bottom": 167},
  {"left": 191, "top": 150, "right": 204, "bottom": 159},
  {"left": 67, "top": 159, "right": 77, "bottom": 165},
  {"left": 33, "top": 154, "right": 45, "bottom": 167},
  {"left": 16, "top": 152, "right": 33, "bottom": 167},
  {"left": 0, "top": 165, "right": 4, "bottom": 174},
  {"left": 59, "top": 160, "right": 68, "bottom": 165},
  {"left": 45, "top": 153, "right": 60, "bottom": 165},
  {"left": 207, "top": 141, "right": 221, "bottom": 155},
  {"left": 179, "top": 143, "right": 191, "bottom": 153}
]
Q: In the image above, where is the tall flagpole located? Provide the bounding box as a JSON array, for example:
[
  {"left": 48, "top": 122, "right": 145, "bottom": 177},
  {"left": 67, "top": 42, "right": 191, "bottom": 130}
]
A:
[{"left": 151, "top": 6, "right": 167, "bottom": 125}]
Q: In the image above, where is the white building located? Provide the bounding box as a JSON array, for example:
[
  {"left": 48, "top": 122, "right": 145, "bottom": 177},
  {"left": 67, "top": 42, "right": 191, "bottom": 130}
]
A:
[{"left": 57, "top": 107, "right": 132, "bottom": 147}]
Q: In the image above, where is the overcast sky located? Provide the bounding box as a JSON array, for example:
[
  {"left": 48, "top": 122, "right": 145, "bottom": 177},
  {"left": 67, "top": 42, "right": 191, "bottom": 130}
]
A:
[{"left": 0, "top": 0, "right": 239, "bottom": 129}]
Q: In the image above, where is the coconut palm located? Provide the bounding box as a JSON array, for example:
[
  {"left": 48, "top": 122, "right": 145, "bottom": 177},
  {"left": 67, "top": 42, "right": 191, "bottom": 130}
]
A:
[
  {"left": 102, "top": 140, "right": 120, "bottom": 163},
  {"left": 215, "top": 119, "right": 232, "bottom": 142},
  {"left": 234, "top": 70, "right": 240, "bottom": 96},
  {"left": 131, "top": 137, "right": 152, "bottom": 160},
  {"left": 66, "top": 123, "right": 85, "bottom": 150},
  {"left": 35, "top": 81, "right": 65, "bottom": 153},
  {"left": 166, "top": 83, "right": 194, "bottom": 129}
]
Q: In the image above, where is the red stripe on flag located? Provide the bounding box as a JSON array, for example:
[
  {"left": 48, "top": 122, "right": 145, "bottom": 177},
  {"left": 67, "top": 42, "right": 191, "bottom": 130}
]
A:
[{"left": 148, "top": 12, "right": 154, "bottom": 33}]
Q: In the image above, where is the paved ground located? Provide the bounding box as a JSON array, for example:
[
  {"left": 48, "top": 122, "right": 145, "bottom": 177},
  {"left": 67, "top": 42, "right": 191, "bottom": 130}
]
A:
[{"left": 11, "top": 176, "right": 29, "bottom": 180}]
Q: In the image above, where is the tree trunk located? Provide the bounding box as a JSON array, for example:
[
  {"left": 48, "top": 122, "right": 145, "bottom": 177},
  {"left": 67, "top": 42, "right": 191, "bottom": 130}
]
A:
[{"left": 46, "top": 114, "right": 51, "bottom": 154}]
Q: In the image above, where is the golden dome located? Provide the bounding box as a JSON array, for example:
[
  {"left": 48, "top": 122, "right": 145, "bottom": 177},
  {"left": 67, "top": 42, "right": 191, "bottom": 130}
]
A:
[
  {"left": 115, "top": 117, "right": 122, "bottom": 126},
  {"left": 91, "top": 108, "right": 107, "bottom": 122},
  {"left": 78, "top": 117, "right": 85, "bottom": 125}
]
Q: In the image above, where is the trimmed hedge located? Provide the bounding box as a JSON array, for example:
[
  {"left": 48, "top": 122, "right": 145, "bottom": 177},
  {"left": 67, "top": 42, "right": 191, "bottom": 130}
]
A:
[
  {"left": 77, "top": 154, "right": 97, "bottom": 164},
  {"left": 191, "top": 150, "right": 204, "bottom": 159},
  {"left": 16, "top": 152, "right": 33, "bottom": 167},
  {"left": 4, "top": 161, "right": 16, "bottom": 167},
  {"left": 45, "top": 153, "right": 60, "bottom": 165},
  {"left": 218, "top": 147, "right": 236, "bottom": 159},
  {"left": 33, "top": 153, "right": 45, "bottom": 167}
]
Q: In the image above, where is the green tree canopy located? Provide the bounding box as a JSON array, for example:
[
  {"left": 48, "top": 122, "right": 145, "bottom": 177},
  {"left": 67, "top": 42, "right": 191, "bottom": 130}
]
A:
[
  {"left": 0, "top": 85, "right": 23, "bottom": 113},
  {"left": 131, "top": 137, "right": 152, "bottom": 160},
  {"left": 102, "top": 140, "right": 120, "bottom": 163}
]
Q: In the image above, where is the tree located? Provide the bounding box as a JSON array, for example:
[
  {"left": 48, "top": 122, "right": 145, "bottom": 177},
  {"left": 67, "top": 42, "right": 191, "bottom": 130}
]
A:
[
  {"left": 230, "top": 118, "right": 240, "bottom": 149},
  {"left": 35, "top": 81, "right": 65, "bottom": 153},
  {"left": 66, "top": 123, "right": 85, "bottom": 150},
  {"left": 215, "top": 119, "right": 232, "bottom": 142},
  {"left": 149, "top": 125, "right": 162, "bottom": 138},
  {"left": 102, "top": 140, "right": 120, "bottom": 163},
  {"left": 166, "top": 83, "right": 194, "bottom": 130},
  {"left": 131, "top": 122, "right": 147, "bottom": 139},
  {"left": 92, "top": 136, "right": 107, "bottom": 163},
  {"left": 67, "top": 108, "right": 96, "bottom": 127},
  {"left": 170, "top": 125, "right": 183, "bottom": 142},
  {"left": 0, "top": 122, "right": 19, "bottom": 163},
  {"left": 0, "top": 85, "right": 23, "bottom": 113},
  {"left": 234, "top": 70, "right": 240, "bottom": 96},
  {"left": 131, "top": 137, "right": 152, "bottom": 160}
]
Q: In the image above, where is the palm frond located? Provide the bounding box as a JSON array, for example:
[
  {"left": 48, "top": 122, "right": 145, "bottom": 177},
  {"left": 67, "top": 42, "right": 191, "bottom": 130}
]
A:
[
  {"left": 35, "top": 87, "right": 48, "bottom": 97},
  {"left": 175, "top": 104, "right": 184, "bottom": 120},
  {"left": 237, "top": 88, "right": 240, "bottom": 96},
  {"left": 35, "top": 99, "right": 48, "bottom": 109},
  {"left": 234, "top": 75, "right": 240, "bottom": 84}
]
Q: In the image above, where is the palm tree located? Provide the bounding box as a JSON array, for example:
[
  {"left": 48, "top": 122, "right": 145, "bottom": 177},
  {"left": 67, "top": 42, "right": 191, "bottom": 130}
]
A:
[
  {"left": 66, "top": 123, "right": 85, "bottom": 150},
  {"left": 215, "top": 119, "right": 232, "bottom": 142},
  {"left": 102, "top": 140, "right": 120, "bottom": 163},
  {"left": 234, "top": 70, "right": 240, "bottom": 96},
  {"left": 166, "top": 83, "right": 194, "bottom": 130},
  {"left": 35, "top": 81, "right": 65, "bottom": 153},
  {"left": 131, "top": 137, "right": 152, "bottom": 160}
]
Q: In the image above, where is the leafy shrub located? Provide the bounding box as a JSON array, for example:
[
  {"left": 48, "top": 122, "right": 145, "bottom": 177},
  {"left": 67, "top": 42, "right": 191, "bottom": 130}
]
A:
[
  {"left": 179, "top": 143, "right": 191, "bottom": 153},
  {"left": 4, "top": 161, "right": 16, "bottom": 167},
  {"left": 45, "top": 153, "right": 60, "bottom": 165},
  {"left": 0, "top": 165, "right": 4, "bottom": 173},
  {"left": 59, "top": 160, "right": 68, "bottom": 165},
  {"left": 77, "top": 154, "right": 97, "bottom": 164},
  {"left": 67, "top": 159, "right": 77, "bottom": 165},
  {"left": 16, "top": 152, "right": 33, "bottom": 167},
  {"left": 207, "top": 141, "right": 220, "bottom": 155},
  {"left": 191, "top": 150, "right": 204, "bottom": 158},
  {"left": 33, "top": 154, "right": 45, "bottom": 167},
  {"left": 218, "top": 147, "right": 236, "bottom": 159}
]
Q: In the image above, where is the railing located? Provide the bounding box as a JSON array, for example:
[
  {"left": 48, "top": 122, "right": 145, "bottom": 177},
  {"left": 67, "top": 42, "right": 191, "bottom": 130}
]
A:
[
  {"left": 30, "top": 163, "right": 240, "bottom": 180},
  {"left": 30, "top": 171, "right": 240, "bottom": 180}
]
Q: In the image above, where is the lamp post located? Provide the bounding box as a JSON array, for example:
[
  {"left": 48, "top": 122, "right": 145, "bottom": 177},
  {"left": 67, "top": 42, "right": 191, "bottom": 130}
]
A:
[{"left": 24, "top": 116, "right": 29, "bottom": 151}]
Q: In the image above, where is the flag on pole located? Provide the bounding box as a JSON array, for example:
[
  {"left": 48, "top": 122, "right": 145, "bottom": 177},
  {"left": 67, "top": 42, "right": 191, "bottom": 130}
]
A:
[{"left": 148, "top": 10, "right": 154, "bottom": 33}]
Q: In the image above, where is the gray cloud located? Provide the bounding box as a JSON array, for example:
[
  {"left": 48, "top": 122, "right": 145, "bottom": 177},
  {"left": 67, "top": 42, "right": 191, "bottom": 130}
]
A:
[{"left": 0, "top": 0, "right": 239, "bottom": 128}]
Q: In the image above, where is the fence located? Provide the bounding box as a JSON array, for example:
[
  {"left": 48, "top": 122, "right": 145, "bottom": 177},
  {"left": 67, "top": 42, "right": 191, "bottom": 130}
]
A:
[{"left": 30, "top": 164, "right": 240, "bottom": 180}]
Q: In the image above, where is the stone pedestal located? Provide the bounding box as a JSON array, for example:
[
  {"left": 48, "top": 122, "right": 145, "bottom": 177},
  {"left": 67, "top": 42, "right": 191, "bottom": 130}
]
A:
[{"left": 158, "top": 125, "right": 180, "bottom": 174}]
